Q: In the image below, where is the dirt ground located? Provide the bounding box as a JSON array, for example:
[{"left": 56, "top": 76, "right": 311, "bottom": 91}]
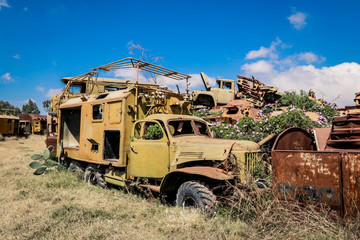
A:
[{"left": 0, "top": 135, "right": 46, "bottom": 160}]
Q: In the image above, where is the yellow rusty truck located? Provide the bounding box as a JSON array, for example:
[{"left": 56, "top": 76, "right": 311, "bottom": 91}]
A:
[
  {"left": 57, "top": 58, "right": 267, "bottom": 209},
  {"left": 46, "top": 57, "right": 188, "bottom": 151}
]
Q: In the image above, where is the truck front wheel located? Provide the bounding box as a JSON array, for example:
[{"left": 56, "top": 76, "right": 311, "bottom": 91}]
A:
[
  {"left": 84, "top": 165, "right": 106, "bottom": 189},
  {"left": 176, "top": 181, "right": 216, "bottom": 210}
]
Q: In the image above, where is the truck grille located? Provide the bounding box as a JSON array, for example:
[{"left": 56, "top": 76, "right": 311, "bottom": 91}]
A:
[{"left": 179, "top": 152, "right": 204, "bottom": 159}]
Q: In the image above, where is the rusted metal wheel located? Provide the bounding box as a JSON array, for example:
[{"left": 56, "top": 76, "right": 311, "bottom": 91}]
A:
[
  {"left": 84, "top": 165, "right": 106, "bottom": 189},
  {"left": 176, "top": 181, "right": 216, "bottom": 210}
]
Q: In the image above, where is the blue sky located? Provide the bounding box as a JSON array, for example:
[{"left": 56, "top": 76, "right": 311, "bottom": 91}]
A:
[{"left": 1, "top": 0, "right": 360, "bottom": 113}]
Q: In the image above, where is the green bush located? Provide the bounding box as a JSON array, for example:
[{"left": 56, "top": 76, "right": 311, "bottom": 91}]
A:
[
  {"left": 193, "top": 108, "right": 223, "bottom": 118},
  {"left": 144, "top": 124, "right": 163, "bottom": 140}
]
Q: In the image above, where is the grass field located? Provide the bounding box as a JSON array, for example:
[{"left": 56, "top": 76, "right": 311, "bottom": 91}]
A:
[{"left": 0, "top": 135, "right": 358, "bottom": 239}]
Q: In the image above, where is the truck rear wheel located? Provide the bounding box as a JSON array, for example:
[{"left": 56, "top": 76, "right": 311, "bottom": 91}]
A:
[
  {"left": 84, "top": 165, "right": 106, "bottom": 189},
  {"left": 176, "top": 181, "right": 216, "bottom": 210}
]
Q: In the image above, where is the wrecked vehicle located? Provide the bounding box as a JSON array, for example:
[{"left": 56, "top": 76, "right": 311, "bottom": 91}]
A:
[
  {"left": 191, "top": 73, "right": 281, "bottom": 110},
  {"left": 46, "top": 57, "right": 190, "bottom": 151},
  {"left": 0, "top": 114, "right": 19, "bottom": 137},
  {"left": 272, "top": 97, "right": 360, "bottom": 217},
  {"left": 204, "top": 100, "right": 261, "bottom": 124},
  {"left": 56, "top": 60, "right": 272, "bottom": 209}
]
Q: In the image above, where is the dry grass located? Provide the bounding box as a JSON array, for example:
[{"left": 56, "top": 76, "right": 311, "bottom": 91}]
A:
[{"left": 0, "top": 135, "right": 358, "bottom": 239}]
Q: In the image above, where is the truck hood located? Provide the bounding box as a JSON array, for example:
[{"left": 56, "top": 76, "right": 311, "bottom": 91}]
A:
[{"left": 171, "top": 136, "right": 260, "bottom": 166}]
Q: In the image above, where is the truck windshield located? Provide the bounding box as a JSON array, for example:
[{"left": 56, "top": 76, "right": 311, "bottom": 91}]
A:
[{"left": 168, "top": 120, "right": 211, "bottom": 137}]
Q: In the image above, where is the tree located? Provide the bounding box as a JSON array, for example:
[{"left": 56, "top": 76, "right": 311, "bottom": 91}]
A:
[
  {"left": 22, "top": 99, "right": 40, "bottom": 114},
  {"left": 42, "top": 100, "right": 50, "bottom": 113},
  {"left": 0, "top": 100, "right": 21, "bottom": 115}
]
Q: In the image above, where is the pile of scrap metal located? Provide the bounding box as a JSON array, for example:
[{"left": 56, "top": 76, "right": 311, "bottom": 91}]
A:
[
  {"left": 272, "top": 93, "right": 360, "bottom": 217},
  {"left": 191, "top": 73, "right": 281, "bottom": 123},
  {"left": 236, "top": 75, "right": 281, "bottom": 108}
]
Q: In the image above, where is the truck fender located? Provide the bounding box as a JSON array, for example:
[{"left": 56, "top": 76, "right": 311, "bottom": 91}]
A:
[{"left": 160, "top": 166, "right": 233, "bottom": 195}]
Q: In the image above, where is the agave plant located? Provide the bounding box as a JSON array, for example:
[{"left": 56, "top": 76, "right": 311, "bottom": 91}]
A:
[{"left": 29, "top": 146, "right": 59, "bottom": 175}]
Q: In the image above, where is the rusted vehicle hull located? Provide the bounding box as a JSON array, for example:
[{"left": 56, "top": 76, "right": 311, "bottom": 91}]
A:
[{"left": 272, "top": 127, "right": 360, "bottom": 217}]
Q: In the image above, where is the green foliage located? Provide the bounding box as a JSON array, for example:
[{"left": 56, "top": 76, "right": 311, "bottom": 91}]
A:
[
  {"left": 193, "top": 108, "right": 223, "bottom": 118},
  {"left": 31, "top": 154, "right": 43, "bottom": 160},
  {"left": 43, "top": 149, "right": 50, "bottom": 160},
  {"left": 144, "top": 124, "right": 163, "bottom": 140},
  {"left": 0, "top": 100, "right": 21, "bottom": 115},
  {"left": 29, "top": 147, "right": 59, "bottom": 175},
  {"left": 279, "top": 90, "right": 316, "bottom": 110},
  {"left": 29, "top": 161, "right": 42, "bottom": 169},
  {"left": 22, "top": 99, "right": 40, "bottom": 114},
  {"left": 34, "top": 167, "right": 47, "bottom": 175},
  {"left": 42, "top": 100, "right": 50, "bottom": 113}
]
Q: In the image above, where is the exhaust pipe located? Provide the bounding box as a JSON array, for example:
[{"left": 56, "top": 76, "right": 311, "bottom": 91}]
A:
[{"left": 257, "top": 133, "right": 276, "bottom": 147}]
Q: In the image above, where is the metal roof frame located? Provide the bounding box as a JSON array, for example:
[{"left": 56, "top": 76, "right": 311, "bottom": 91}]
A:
[{"left": 69, "top": 57, "right": 191, "bottom": 82}]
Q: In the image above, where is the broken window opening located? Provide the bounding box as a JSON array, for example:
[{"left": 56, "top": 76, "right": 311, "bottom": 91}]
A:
[
  {"left": 144, "top": 122, "right": 163, "bottom": 140},
  {"left": 91, "top": 143, "right": 99, "bottom": 152},
  {"left": 93, "top": 104, "right": 103, "bottom": 120},
  {"left": 61, "top": 108, "right": 81, "bottom": 148},
  {"left": 227, "top": 108, "right": 239, "bottom": 114},
  {"left": 103, "top": 130, "right": 120, "bottom": 160},
  {"left": 194, "top": 121, "right": 211, "bottom": 136},
  {"left": 168, "top": 120, "right": 194, "bottom": 136},
  {"left": 222, "top": 82, "right": 232, "bottom": 89}
]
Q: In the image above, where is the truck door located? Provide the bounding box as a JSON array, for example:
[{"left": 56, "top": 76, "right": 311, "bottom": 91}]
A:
[{"left": 129, "top": 120, "right": 169, "bottom": 179}]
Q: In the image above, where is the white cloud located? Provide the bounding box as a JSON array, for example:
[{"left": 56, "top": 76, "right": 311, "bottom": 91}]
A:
[
  {"left": 245, "top": 39, "right": 325, "bottom": 70},
  {"left": 13, "top": 55, "right": 20, "bottom": 59},
  {"left": 36, "top": 86, "right": 45, "bottom": 92},
  {"left": 245, "top": 38, "right": 282, "bottom": 60},
  {"left": 114, "top": 68, "right": 147, "bottom": 82},
  {"left": 288, "top": 11, "right": 307, "bottom": 30},
  {"left": 0, "top": 0, "right": 10, "bottom": 10},
  {"left": 297, "top": 52, "right": 325, "bottom": 64},
  {"left": 0, "top": 72, "right": 13, "bottom": 83},
  {"left": 241, "top": 60, "right": 275, "bottom": 75},
  {"left": 46, "top": 88, "right": 62, "bottom": 97}
]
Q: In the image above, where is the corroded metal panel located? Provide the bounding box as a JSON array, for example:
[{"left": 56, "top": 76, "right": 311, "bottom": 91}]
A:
[
  {"left": 272, "top": 127, "right": 316, "bottom": 151},
  {"left": 343, "top": 153, "right": 360, "bottom": 216},
  {"left": 272, "top": 151, "right": 342, "bottom": 211}
]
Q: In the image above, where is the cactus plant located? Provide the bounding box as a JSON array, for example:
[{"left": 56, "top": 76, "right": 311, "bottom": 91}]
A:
[{"left": 29, "top": 146, "right": 59, "bottom": 175}]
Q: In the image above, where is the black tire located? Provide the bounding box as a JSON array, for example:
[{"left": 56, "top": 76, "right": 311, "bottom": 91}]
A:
[
  {"left": 84, "top": 165, "right": 106, "bottom": 189},
  {"left": 176, "top": 181, "right": 216, "bottom": 210}
]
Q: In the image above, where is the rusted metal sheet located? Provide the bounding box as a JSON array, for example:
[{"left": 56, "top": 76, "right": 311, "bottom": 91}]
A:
[
  {"left": 272, "top": 151, "right": 343, "bottom": 212},
  {"left": 46, "top": 136, "right": 57, "bottom": 152},
  {"left": 313, "top": 128, "right": 332, "bottom": 151},
  {"left": 272, "top": 127, "right": 316, "bottom": 151},
  {"left": 343, "top": 153, "right": 360, "bottom": 217}
]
